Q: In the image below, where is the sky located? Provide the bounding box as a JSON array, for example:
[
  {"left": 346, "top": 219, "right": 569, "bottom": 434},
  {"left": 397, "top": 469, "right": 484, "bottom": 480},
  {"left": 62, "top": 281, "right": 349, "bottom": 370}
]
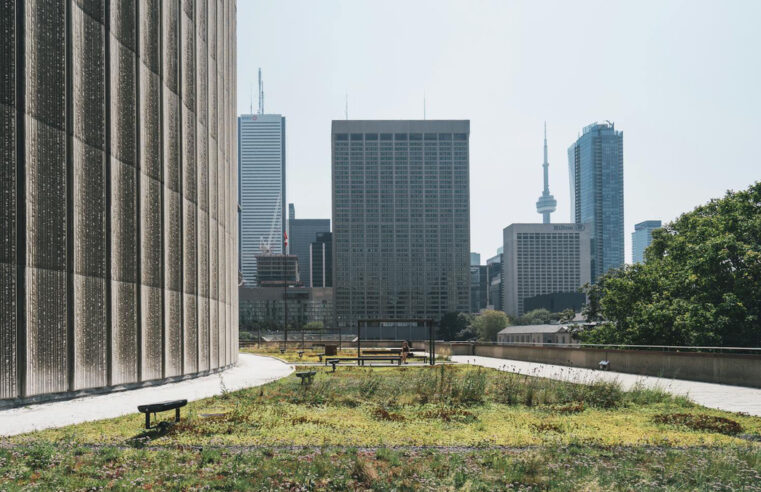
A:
[{"left": 236, "top": 0, "right": 761, "bottom": 263}]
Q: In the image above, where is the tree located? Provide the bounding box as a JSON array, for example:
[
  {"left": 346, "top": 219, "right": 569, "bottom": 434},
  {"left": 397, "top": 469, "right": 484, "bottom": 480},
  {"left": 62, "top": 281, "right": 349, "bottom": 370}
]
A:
[
  {"left": 471, "top": 310, "right": 509, "bottom": 341},
  {"left": 515, "top": 308, "right": 552, "bottom": 326},
  {"left": 304, "top": 321, "right": 324, "bottom": 333},
  {"left": 578, "top": 182, "right": 761, "bottom": 347},
  {"left": 438, "top": 312, "right": 471, "bottom": 341}
]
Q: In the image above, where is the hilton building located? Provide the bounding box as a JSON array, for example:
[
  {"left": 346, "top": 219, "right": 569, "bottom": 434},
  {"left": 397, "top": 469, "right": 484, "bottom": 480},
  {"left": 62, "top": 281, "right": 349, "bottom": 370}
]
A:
[
  {"left": 332, "top": 120, "right": 470, "bottom": 329},
  {"left": 1, "top": 1, "right": 238, "bottom": 402},
  {"left": 503, "top": 224, "right": 591, "bottom": 317}
]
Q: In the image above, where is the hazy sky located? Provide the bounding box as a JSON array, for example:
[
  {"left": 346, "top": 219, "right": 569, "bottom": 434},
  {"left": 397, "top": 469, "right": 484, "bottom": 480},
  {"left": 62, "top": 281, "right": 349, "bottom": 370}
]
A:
[{"left": 237, "top": 0, "right": 761, "bottom": 262}]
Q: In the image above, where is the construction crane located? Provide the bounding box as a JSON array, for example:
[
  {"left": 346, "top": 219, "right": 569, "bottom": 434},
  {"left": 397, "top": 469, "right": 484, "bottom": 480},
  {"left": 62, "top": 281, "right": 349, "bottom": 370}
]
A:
[{"left": 259, "top": 191, "right": 282, "bottom": 256}]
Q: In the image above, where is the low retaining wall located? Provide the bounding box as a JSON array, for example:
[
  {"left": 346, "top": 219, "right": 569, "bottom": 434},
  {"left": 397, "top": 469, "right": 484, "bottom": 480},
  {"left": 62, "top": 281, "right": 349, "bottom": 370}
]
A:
[{"left": 448, "top": 343, "right": 761, "bottom": 389}]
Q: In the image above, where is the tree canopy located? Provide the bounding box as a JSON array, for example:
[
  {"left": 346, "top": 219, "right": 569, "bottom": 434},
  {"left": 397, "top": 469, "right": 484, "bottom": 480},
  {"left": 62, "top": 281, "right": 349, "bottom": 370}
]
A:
[
  {"left": 580, "top": 182, "right": 761, "bottom": 347},
  {"left": 471, "top": 310, "right": 509, "bottom": 341}
]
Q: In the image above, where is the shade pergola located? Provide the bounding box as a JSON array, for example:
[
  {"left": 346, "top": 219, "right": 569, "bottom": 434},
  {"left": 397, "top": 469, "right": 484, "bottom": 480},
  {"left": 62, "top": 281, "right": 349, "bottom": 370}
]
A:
[{"left": 356, "top": 319, "right": 436, "bottom": 366}]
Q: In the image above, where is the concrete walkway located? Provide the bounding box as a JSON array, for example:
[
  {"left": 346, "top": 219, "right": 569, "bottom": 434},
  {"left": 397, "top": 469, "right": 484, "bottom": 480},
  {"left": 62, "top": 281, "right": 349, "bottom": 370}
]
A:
[
  {"left": 0, "top": 354, "right": 293, "bottom": 437},
  {"left": 453, "top": 355, "right": 761, "bottom": 416}
]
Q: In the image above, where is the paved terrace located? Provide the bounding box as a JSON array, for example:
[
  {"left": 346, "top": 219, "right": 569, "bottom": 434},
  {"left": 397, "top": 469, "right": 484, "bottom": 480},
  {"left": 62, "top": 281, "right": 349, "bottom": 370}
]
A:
[
  {"left": 454, "top": 355, "right": 761, "bottom": 416},
  {"left": 0, "top": 354, "right": 293, "bottom": 437}
]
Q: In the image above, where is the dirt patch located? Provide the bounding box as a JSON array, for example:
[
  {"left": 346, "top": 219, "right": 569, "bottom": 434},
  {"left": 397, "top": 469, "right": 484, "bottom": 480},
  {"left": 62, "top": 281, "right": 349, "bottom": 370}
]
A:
[
  {"left": 532, "top": 422, "right": 563, "bottom": 434},
  {"left": 372, "top": 407, "right": 405, "bottom": 422},
  {"left": 421, "top": 408, "right": 477, "bottom": 424},
  {"left": 551, "top": 402, "right": 585, "bottom": 414},
  {"left": 653, "top": 413, "right": 743, "bottom": 435}
]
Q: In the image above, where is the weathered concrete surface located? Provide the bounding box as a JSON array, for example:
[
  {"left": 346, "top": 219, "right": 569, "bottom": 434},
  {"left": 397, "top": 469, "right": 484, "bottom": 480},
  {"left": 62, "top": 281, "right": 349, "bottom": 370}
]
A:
[
  {"left": 454, "top": 355, "right": 761, "bottom": 416},
  {"left": 0, "top": 354, "right": 291, "bottom": 437}
]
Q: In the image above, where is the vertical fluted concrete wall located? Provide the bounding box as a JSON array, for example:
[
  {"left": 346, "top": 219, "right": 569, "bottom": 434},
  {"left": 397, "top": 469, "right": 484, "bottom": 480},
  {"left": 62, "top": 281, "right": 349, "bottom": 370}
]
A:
[{"left": 0, "top": 0, "right": 238, "bottom": 403}]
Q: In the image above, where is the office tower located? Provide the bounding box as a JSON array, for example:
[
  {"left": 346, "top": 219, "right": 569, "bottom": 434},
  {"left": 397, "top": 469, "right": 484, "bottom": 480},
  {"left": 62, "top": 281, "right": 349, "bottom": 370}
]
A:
[
  {"left": 238, "top": 113, "right": 286, "bottom": 286},
  {"left": 632, "top": 220, "right": 662, "bottom": 263},
  {"left": 255, "top": 255, "right": 299, "bottom": 287},
  {"left": 470, "top": 265, "right": 488, "bottom": 313},
  {"left": 310, "top": 232, "right": 333, "bottom": 287},
  {"left": 536, "top": 123, "right": 557, "bottom": 224},
  {"left": 332, "top": 120, "right": 470, "bottom": 328},
  {"left": 503, "top": 224, "right": 591, "bottom": 317},
  {"left": 486, "top": 251, "right": 503, "bottom": 311},
  {"left": 288, "top": 204, "right": 330, "bottom": 287},
  {"left": 568, "top": 122, "right": 624, "bottom": 279},
  {"left": 470, "top": 252, "right": 481, "bottom": 266},
  {"left": 1, "top": 1, "right": 238, "bottom": 402}
]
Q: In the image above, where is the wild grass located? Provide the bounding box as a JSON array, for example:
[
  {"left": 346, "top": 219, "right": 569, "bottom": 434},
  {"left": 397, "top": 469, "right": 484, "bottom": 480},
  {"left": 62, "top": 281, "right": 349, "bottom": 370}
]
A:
[{"left": 11, "top": 365, "right": 761, "bottom": 449}]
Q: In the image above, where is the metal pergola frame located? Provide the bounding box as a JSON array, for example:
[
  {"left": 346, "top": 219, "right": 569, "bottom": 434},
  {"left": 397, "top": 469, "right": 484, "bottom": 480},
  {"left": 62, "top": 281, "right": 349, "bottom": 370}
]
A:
[{"left": 356, "top": 319, "right": 436, "bottom": 366}]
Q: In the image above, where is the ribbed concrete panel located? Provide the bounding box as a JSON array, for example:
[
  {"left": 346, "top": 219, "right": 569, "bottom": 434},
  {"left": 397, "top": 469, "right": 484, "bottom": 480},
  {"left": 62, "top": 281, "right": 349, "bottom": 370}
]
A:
[
  {"left": 183, "top": 293, "right": 198, "bottom": 373},
  {"left": 2, "top": 0, "right": 237, "bottom": 404},
  {"left": 72, "top": 4, "right": 107, "bottom": 391},
  {"left": 73, "top": 275, "right": 107, "bottom": 390},
  {"left": 0, "top": 0, "right": 17, "bottom": 399},
  {"left": 111, "top": 280, "right": 137, "bottom": 384},
  {"left": 210, "top": 296, "right": 218, "bottom": 369},
  {"left": 141, "top": 285, "right": 162, "bottom": 380},
  {"left": 111, "top": 156, "right": 138, "bottom": 384},
  {"left": 198, "top": 295, "right": 209, "bottom": 371},
  {"left": 164, "top": 289, "right": 182, "bottom": 376},
  {"left": 25, "top": 0, "right": 68, "bottom": 401}
]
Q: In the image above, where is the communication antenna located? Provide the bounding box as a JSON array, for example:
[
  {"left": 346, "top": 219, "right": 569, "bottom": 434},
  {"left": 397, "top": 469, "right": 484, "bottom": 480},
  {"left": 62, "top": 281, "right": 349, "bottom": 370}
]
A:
[
  {"left": 345, "top": 91, "right": 348, "bottom": 120},
  {"left": 258, "top": 68, "right": 264, "bottom": 114}
]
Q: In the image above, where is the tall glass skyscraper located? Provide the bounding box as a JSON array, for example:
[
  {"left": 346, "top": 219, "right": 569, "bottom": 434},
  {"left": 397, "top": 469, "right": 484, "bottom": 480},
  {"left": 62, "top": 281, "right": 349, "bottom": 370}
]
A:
[
  {"left": 632, "top": 220, "right": 661, "bottom": 263},
  {"left": 332, "top": 120, "right": 470, "bottom": 329},
  {"left": 568, "top": 122, "right": 624, "bottom": 279},
  {"left": 238, "top": 114, "right": 285, "bottom": 286}
]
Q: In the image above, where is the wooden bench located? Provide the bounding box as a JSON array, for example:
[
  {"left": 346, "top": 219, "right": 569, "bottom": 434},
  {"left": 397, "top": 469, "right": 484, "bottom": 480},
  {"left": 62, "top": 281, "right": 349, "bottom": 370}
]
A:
[
  {"left": 295, "top": 371, "right": 316, "bottom": 385},
  {"left": 137, "top": 399, "right": 187, "bottom": 429},
  {"left": 325, "top": 355, "right": 403, "bottom": 368}
]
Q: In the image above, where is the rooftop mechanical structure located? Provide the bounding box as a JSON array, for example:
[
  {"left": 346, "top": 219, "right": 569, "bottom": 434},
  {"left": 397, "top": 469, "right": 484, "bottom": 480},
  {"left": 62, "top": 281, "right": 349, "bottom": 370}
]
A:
[{"left": 536, "top": 123, "right": 557, "bottom": 224}]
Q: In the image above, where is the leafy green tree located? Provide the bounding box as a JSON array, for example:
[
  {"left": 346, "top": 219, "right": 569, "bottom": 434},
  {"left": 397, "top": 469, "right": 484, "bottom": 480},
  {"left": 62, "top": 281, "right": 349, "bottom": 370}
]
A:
[
  {"left": 579, "top": 182, "right": 761, "bottom": 347},
  {"left": 515, "top": 308, "right": 552, "bottom": 326},
  {"left": 471, "top": 310, "right": 510, "bottom": 341},
  {"left": 438, "top": 312, "right": 471, "bottom": 341}
]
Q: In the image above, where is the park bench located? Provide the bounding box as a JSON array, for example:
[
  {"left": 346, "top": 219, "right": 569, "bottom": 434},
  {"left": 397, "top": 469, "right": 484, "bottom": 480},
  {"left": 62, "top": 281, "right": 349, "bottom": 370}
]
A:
[
  {"left": 137, "top": 399, "right": 187, "bottom": 429},
  {"left": 295, "top": 370, "right": 316, "bottom": 385},
  {"left": 325, "top": 355, "right": 403, "bottom": 368}
]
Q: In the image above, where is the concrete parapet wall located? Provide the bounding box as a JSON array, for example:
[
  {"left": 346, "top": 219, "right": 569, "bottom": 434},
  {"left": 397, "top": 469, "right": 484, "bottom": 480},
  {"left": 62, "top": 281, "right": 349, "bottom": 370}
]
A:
[{"left": 446, "top": 343, "right": 761, "bottom": 389}]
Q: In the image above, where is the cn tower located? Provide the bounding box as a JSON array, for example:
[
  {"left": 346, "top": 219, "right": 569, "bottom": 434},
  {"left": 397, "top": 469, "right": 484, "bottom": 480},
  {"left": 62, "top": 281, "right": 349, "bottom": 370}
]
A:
[{"left": 535, "top": 122, "right": 557, "bottom": 223}]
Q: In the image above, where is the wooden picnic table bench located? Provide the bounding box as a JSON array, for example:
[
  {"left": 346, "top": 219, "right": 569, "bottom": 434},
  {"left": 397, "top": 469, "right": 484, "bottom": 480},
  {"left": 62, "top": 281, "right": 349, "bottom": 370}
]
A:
[
  {"left": 325, "top": 355, "right": 403, "bottom": 369},
  {"left": 295, "top": 371, "right": 317, "bottom": 385},
  {"left": 137, "top": 399, "right": 187, "bottom": 429}
]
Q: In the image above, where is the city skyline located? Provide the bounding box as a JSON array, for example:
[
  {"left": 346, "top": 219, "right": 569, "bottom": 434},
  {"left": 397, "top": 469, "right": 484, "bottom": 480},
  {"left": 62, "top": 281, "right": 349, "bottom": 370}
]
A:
[{"left": 237, "top": 0, "right": 761, "bottom": 262}]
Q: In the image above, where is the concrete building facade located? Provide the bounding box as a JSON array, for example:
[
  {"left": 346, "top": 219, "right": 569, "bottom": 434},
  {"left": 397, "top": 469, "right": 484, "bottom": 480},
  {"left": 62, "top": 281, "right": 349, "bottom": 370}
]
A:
[
  {"left": 1, "top": 0, "right": 239, "bottom": 403},
  {"left": 503, "top": 224, "right": 591, "bottom": 317},
  {"left": 568, "top": 122, "right": 624, "bottom": 279},
  {"left": 310, "top": 231, "right": 332, "bottom": 288},
  {"left": 238, "top": 113, "right": 285, "bottom": 286},
  {"left": 287, "top": 204, "right": 329, "bottom": 287},
  {"left": 632, "top": 220, "right": 662, "bottom": 264},
  {"left": 332, "top": 120, "right": 470, "bottom": 329}
]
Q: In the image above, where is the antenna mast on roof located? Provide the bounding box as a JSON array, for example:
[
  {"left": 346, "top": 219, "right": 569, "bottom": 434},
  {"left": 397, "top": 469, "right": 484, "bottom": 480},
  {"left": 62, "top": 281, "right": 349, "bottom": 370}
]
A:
[
  {"left": 345, "top": 91, "right": 348, "bottom": 120},
  {"left": 258, "top": 68, "right": 264, "bottom": 114}
]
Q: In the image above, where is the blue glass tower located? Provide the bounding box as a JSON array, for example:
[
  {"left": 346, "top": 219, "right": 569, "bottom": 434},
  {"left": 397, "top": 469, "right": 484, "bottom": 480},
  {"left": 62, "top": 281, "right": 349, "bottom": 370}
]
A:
[
  {"left": 568, "top": 122, "right": 624, "bottom": 279},
  {"left": 632, "top": 220, "right": 661, "bottom": 264}
]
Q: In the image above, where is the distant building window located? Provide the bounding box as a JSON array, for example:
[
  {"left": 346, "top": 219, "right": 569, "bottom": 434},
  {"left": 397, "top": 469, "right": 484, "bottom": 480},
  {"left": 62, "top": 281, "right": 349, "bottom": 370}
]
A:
[
  {"left": 454, "top": 133, "right": 467, "bottom": 140},
  {"left": 394, "top": 133, "right": 408, "bottom": 140},
  {"left": 351, "top": 133, "right": 363, "bottom": 140},
  {"left": 335, "top": 134, "right": 348, "bottom": 141},
  {"left": 439, "top": 133, "right": 451, "bottom": 140},
  {"left": 365, "top": 133, "right": 378, "bottom": 140},
  {"left": 380, "top": 133, "right": 393, "bottom": 140}
]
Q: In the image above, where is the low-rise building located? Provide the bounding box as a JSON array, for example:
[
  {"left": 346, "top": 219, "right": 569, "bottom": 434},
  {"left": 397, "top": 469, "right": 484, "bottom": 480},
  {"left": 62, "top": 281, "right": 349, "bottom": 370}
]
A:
[{"left": 497, "top": 324, "right": 575, "bottom": 345}]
